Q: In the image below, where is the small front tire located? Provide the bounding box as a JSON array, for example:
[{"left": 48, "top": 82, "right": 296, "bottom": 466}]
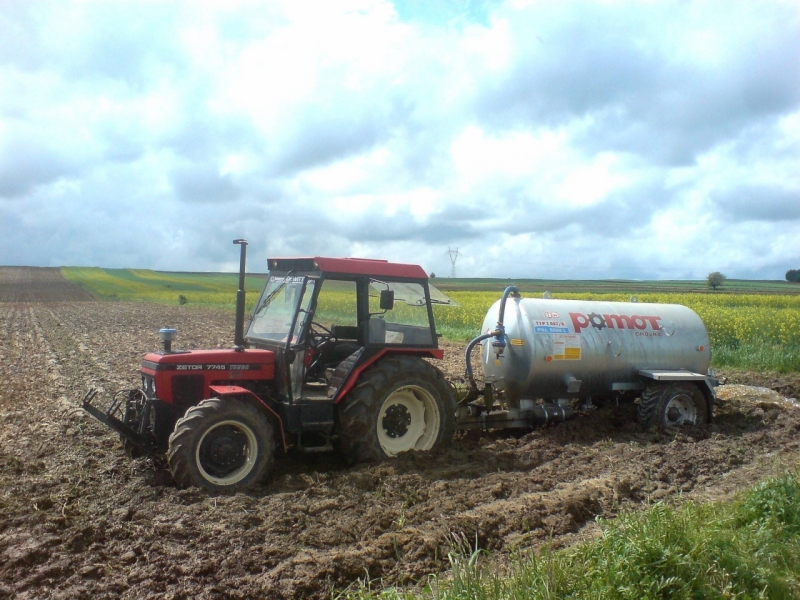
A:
[{"left": 167, "top": 397, "right": 274, "bottom": 492}]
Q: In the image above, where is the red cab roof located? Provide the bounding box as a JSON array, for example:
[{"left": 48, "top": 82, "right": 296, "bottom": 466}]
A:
[{"left": 267, "top": 257, "right": 428, "bottom": 279}]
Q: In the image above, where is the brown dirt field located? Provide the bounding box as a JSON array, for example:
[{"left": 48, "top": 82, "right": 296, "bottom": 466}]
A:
[
  {"left": 2, "top": 268, "right": 800, "bottom": 599},
  {"left": 0, "top": 268, "right": 95, "bottom": 303}
]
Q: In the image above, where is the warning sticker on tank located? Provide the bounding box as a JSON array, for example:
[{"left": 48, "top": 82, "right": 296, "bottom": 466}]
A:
[
  {"left": 510, "top": 338, "right": 525, "bottom": 346},
  {"left": 552, "top": 334, "right": 581, "bottom": 360}
]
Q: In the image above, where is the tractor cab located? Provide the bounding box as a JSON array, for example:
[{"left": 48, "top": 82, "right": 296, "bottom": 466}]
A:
[
  {"left": 245, "top": 258, "right": 456, "bottom": 413},
  {"left": 82, "top": 247, "right": 459, "bottom": 493}
]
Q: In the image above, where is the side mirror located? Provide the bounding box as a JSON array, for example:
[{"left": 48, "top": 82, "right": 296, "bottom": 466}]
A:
[{"left": 379, "top": 289, "right": 395, "bottom": 311}]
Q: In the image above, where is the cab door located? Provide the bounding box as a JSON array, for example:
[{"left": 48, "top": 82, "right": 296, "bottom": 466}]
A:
[{"left": 287, "top": 279, "right": 316, "bottom": 401}]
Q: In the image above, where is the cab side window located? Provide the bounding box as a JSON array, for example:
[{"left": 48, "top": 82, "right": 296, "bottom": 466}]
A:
[{"left": 368, "top": 281, "right": 433, "bottom": 346}]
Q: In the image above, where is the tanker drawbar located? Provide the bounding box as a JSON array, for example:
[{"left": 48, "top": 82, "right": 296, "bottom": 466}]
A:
[{"left": 459, "top": 286, "right": 717, "bottom": 431}]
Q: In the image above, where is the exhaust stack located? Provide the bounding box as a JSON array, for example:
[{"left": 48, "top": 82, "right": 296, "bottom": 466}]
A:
[{"left": 233, "top": 239, "right": 248, "bottom": 352}]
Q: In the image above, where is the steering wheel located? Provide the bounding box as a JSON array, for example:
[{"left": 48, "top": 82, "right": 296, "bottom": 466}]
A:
[
  {"left": 308, "top": 321, "right": 336, "bottom": 351},
  {"left": 308, "top": 321, "right": 336, "bottom": 340},
  {"left": 305, "top": 322, "right": 336, "bottom": 379}
]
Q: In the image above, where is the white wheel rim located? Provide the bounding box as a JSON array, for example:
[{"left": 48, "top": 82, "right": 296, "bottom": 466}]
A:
[
  {"left": 196, "top": 419, "right": 258, "bottom": 486},
  {"left": 377, "top": 385, "right": 441, "bottom": 456},
  {"left": 664, "top": 394, "right": 697, "bottom": 426}
]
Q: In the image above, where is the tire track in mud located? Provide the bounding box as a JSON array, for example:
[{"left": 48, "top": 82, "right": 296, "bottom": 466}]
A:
[{"left": 2, "top": 301, "right": 800, "bottom": 598}]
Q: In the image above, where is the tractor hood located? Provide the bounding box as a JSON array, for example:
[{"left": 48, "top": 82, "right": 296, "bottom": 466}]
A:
[{"left": 142, "top": 348, "right": 275, "bottom": 374}]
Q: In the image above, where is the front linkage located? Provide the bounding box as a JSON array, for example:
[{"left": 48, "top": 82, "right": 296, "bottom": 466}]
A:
[{"left": 82, "top": 388, "right": 157, "bottom": 456}]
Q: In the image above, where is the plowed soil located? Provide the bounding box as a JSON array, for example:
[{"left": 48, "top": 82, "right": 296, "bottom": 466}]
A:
[{"left": 2, "top": 268, "right": 800, "bottom": 599}]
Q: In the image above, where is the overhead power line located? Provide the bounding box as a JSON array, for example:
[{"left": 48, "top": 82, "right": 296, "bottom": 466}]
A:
[{"left": 446, "top": 247, "right": 461, "bottom": 278}]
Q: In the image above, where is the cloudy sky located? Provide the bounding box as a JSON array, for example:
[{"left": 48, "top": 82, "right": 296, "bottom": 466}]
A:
[{"left": 1, "top": 0, "right": 799, "bottom": 280}]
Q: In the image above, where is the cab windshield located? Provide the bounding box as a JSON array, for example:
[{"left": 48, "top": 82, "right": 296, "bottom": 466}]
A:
[{"left": 247, "top": 274, "right": 313, "bottom": 343}]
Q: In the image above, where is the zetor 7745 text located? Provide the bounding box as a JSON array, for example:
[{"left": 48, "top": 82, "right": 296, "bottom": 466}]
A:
[{"left": 82, "top": 240, "right": 718, "bottom": 492}]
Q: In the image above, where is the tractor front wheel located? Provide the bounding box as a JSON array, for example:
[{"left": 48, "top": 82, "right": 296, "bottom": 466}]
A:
[
  {"left": 338, "top": 356, "right": 455, "bottom": 463},
  {"left": 167, "top": 397, "right": 274, "bottom": 492}
]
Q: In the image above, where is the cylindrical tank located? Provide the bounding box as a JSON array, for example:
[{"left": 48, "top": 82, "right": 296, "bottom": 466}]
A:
[{"left": 480, "top": 297, "right": 710, "bottom": 402}]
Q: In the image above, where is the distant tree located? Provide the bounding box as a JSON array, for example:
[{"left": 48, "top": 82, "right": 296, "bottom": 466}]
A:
[
  {"left": 430, "top": 272, "right": 436, "bottom": 278},
  {"left": 707, "top": 272, "right": 727, "bottom": 290},
  {"left": 787, "top": 269, "right": 800, "bottom": 283}
]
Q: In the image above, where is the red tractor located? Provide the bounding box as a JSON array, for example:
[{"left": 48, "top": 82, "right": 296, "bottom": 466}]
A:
[{"left": 83, "top": 240, "right": 458, "bottom": 491}]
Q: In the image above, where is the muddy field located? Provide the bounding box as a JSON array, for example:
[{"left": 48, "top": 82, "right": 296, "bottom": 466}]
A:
[{"left": 1, "top": 268, "right": 800, "bottom": 599}]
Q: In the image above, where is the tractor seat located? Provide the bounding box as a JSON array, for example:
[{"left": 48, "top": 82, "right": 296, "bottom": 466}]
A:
[{"left": 325, "top": 341, "right": 362, "bottom": 365}]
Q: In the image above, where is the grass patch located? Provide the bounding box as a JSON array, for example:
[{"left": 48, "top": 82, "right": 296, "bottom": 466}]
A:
[
  {"left": 714, "top": 343, "right": 800, "bottom": 373},
  {"left": 341, "top": 473, "right": 800, "bottom": 600}
]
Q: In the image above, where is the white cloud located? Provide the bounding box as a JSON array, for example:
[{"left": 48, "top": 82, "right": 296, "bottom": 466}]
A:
[{"left": 0, "top": 0, "right": 798, "bottom": 280}]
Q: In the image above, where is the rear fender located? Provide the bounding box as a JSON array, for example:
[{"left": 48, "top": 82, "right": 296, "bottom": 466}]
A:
[
  {"left": 209, "top": 385, "right": 287, "bottom": 451},
  {"left": 638, "top": 370, "right": 718, "bottom": 423},
  {"left": 332, "top": 348, "right": 444, "bottom": 404}
]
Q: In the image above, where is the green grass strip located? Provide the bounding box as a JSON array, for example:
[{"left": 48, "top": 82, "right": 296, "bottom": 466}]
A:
[{"left": 341, "top": 472, "right": 800, "bottom": 600}]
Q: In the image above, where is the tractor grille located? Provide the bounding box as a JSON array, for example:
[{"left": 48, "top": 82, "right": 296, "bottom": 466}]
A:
[{"left": 141, "top": 374, "right": 156, "bottom": 398}]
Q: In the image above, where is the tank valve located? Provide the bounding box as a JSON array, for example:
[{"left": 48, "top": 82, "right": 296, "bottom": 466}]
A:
[
  {"left": 159, "top": 327, "right": 177, "bottom": 353},
  {"left": 491, "top": 330, "right": 507, "bottom": 358}
]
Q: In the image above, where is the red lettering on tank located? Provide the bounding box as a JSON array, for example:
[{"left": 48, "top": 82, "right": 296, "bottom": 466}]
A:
[
  {"left": 645, "top": 315, "right": 662, "bottom": 329},
  {"left": 570, "top": 312, "right": 663, "bottom": 333},
  {"left": 570, "top": 312, "right": 590, "bottom": 333},
  {"left": 605, "top": 314, "right": 633, "bottom": 329}
]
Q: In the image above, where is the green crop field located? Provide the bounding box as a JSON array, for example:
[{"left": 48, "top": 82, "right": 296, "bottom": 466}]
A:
[
  {"left": 61, "top": 267, "right": 267, "bottom": 311},
  {"left": 61, "top": 268, "right": 800, "bottom": 372}
]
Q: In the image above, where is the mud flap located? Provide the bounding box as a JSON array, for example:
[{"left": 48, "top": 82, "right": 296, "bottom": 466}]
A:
[{"left": 81, "top": 389, "right": 157, "bottom": 455}]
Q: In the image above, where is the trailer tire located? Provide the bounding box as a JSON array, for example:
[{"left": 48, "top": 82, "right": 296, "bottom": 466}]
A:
[
  {"left": 167, "top": 397, "right": 274, "bottom": 492},
  {"left": 637, "top": 382, "right": 708, "bottom": 430},
  {"left": 337, "top": 356, "right": 455, "bottom": 464}
]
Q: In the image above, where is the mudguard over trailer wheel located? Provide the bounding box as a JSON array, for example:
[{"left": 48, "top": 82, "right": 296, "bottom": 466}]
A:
[
  {"left": 167, "top": 397, "right": 275, "bottom": 492},
  {"left": 637, "top": 382, "right": 709, "bottom": 430},
  {"left": 338, "top": 355, "right": 455, "bottom": 463}
]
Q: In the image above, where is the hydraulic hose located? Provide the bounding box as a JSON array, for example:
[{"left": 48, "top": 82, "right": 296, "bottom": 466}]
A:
[
  {"left": 496, "top": 285, "right": 518, "bottom": 332},
  {"left": 464, "top": 285, "right": 519, "bottom": 389}
]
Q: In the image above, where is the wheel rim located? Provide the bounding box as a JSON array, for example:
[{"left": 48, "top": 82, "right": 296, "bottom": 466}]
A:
[
  {"left": 196, "top": 420, "right": 258, "bottom": 486},
  {"left": 377, "top": 385, "right": 441, "bottom": 456},
  {"left": 664, "top": 394, "right": 697, "bottom": 426}
]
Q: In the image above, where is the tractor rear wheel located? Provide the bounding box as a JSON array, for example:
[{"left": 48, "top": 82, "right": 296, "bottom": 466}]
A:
[
  {"left": 637, "top": 382, "right": 708, "bottom": 429},
  {"left": 337, "top": 356, "right": 455, "bottom": 463},
  {"left": 167, "top": 397, "right": 274, "bottom": 492}
]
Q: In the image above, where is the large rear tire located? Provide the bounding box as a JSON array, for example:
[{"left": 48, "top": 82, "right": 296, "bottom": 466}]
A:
[
  {"left": 637, "top": 382, "right": 708, "bottom": 429},
  {"left": 337, "top": 356, "right": 455, "bottom": 463},
  {"left": 167, "top": 397, "right": 275, "bottom": 492}
]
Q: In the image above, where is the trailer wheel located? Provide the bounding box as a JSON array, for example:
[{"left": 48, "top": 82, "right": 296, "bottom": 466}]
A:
[
  {"left": 338, "top": 356, "right": 455, "bottom": 463},
  {"left": 637, "top": 382, "right": 708, "bottom": 429},
  {"left": 167, "top": 397, "right": 274, "bottom": 492}
]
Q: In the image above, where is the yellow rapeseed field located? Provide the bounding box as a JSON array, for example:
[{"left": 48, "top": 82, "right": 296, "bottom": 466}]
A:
[{"left": 435, "top": 291, "right": 800, "bottom": 357}]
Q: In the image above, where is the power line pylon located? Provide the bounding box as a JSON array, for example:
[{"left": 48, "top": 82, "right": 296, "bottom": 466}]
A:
[{"left": 446, "top": 247, "right": 461, "bottom": 278}]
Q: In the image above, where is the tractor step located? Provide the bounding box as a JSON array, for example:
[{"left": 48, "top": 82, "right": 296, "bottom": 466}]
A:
[{"left": 297, "top": 443, "right": 335, "bottom": 453}]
